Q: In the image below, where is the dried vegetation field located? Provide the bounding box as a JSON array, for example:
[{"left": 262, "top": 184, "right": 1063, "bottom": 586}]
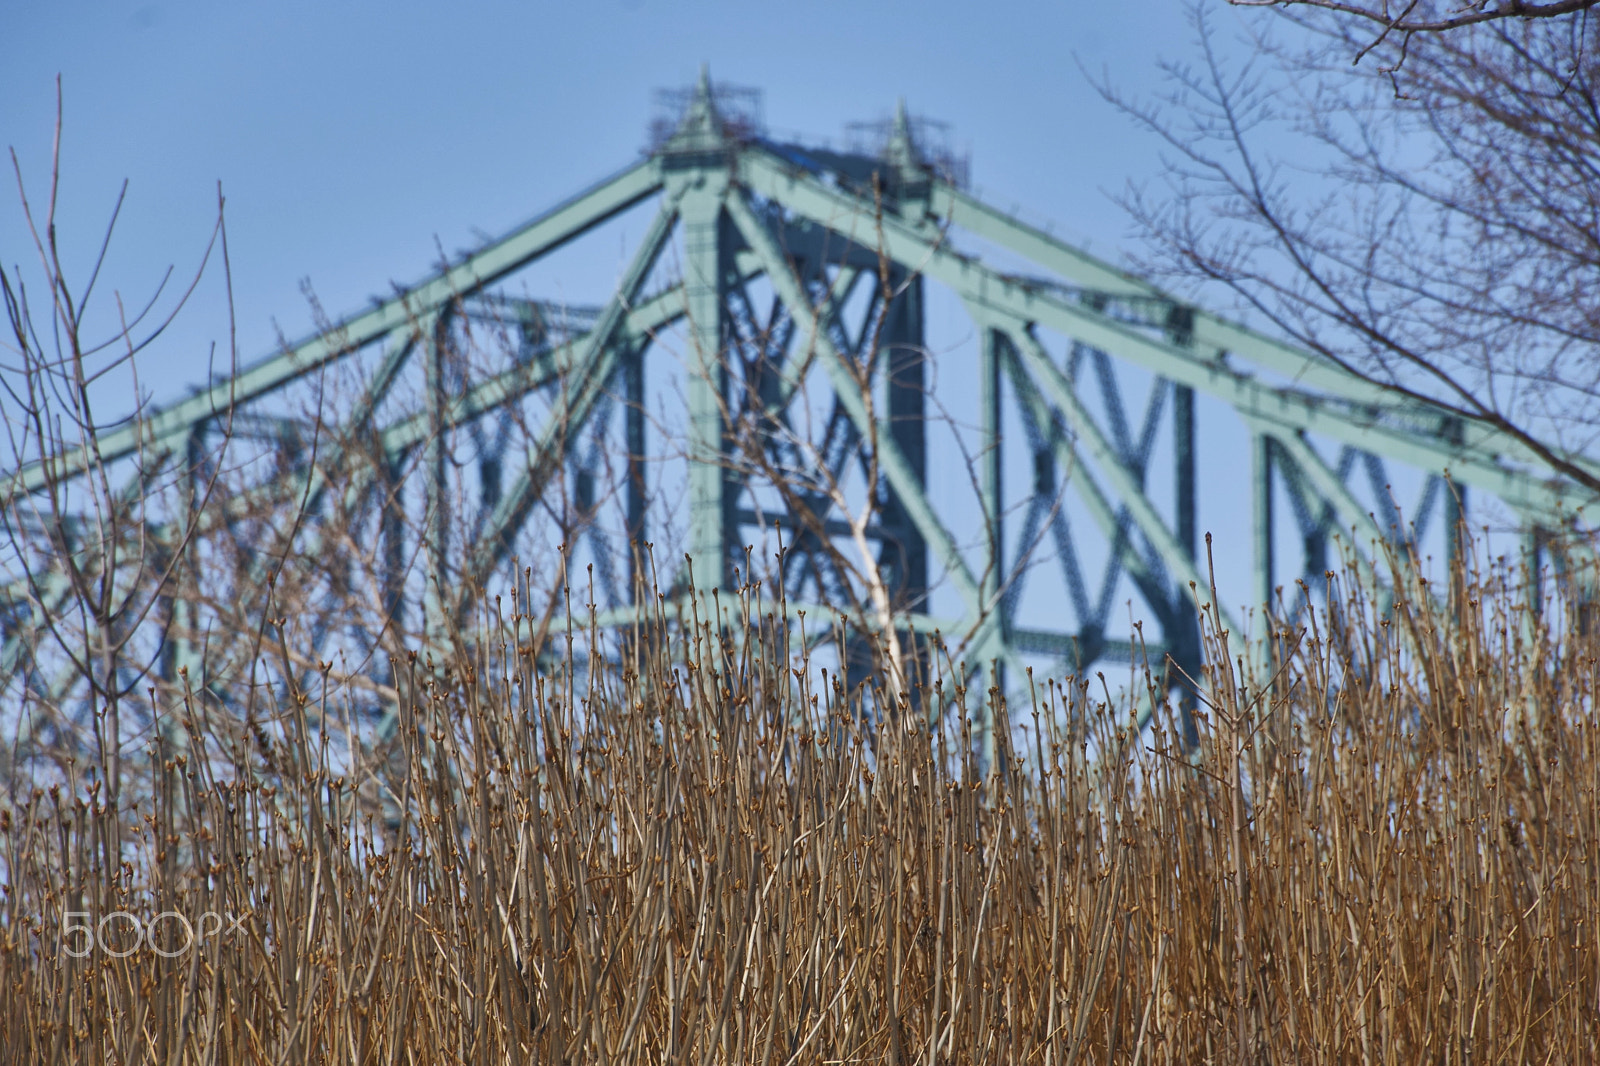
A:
[{"left": 3, "top": 551, "right": 1598, "bottom": 1063}]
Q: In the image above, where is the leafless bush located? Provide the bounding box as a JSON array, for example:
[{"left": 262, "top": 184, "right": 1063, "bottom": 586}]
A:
[
  {"left": 0, "top": 87, "right": 238, "bottom": 807},
  {"left": 1, "top": 539, "right": 1596, "bottom": 1062}
]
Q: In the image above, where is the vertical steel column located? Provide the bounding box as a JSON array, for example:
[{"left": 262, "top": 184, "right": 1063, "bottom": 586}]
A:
[
  {"left": 1440, "top": 416, "right": 1467, "bottom": 588},
  {"left": 1525, "top": 525, "right": 1545, "bottom": 618},
  {"left": 881, "top": 268, "right": 928, "bottom": 609},
  {"left": 423, "top": 311, "right": 450, "bottom": 632},
  {"left": 981, "top": 328, "right": 1005, "bottom": 609},
  {"left": 979, "top": 326, "right": 1006, "bottom": 769},
  {"left": 681, "top": 182, "right": 731, "bottom": 598},
  {"left": 1174, "top": 386, "right": 1196, "bottom": 563},
  {"left": 851, "top": 265, "right": 931, "bottom": 709},
  {"left": 1168, "top": 302, "right": 1202, "bottom": 746},
  {"left": 162, "top": 421, "right": 208, "bottom": 688},
  {"left": 382, "top": 454, "right": 407, "bottom": 635},
  {"left": 1169, "top": 295, "right": 1198, "bottom": 564},
  {"left": 624, "top": 340, "right": 648, "bottom": 600},
  {"left": 1253, "top": 432, "right": 1276, "bottom": 610},
  {"left": 1445, "top": 478, "right": 1467, "bottom": 578},
  {"left": 979, "top": 328, "right": 1004, "bottom": 598},
  {"left": 1170, "top": 381, "right": 1203, "bottom": 744},
  {"left": 180, "top": 423, "right": 206, "bottom": 685},
  {"left": 1522, "top": 523, "right": 1547, "bottom": 730}
]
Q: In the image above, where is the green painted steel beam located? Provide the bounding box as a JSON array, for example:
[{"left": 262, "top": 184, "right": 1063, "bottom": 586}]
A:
[
  {"left": 0, "top": 436, "right": 182, "bottom": 694},
  {"left": 1259, "top": 423, "right": 1389, "bottom": 591},
  {"left": 680, "top": 179, "right": 733, "bottom": 594},
  {"left": 2, "top": 266, "right": 721, "bottom": 686},
  {"left": 976, "top": 324, "right": 1006, "bottom": 771},
  {"left": 1003, "top": 321, "right": 1245, "bottom": 636},
  {"left": 582, "top": 597, "right": 967, "bottom": 640},
  {"left": 934, "top": 182, "right": 1398, "bottom": 409},
  {"left": 1010, "top": 627, "right": 1163, "bottom": 664},
  {"left": 742, "top": 149, "right": 1594, "bottom": 529},
  {"left": 928, "top": 184, "right": 1156, "bottom": 300},
  {"left": 999, "top": 339, "right": 1176, "bottom": 630},
  {"left": 755, "top": 150, "right": 1573, "bottom": 511},
  {"left": 581, "top": 598, "right": 1123, "bottom": 666},
  {"left": 757, "top": 264, "right": 865, "bottom": 420},
  {"left": 372, "top": 285, "right": 690, "bottom": 459},
  {"left": 665, "top": 72, "right": 734, "bottom": 603},
  {"left": 129, "top": 316, "right": 432, "bottom": 655},
  {"left": 726, "top": 190, "right": 990, "bottom": 621},
  {"left": 222, "top": 219, "right": 683, "bottom": 654},
  {"left": 934, "top": 181, "right": 1600, "bottom": 486},
  {"left": 1446, "top": 482, "right": 1466, "bottom": 572},
  {"left": 728, "top": 188, "right": 1032, "bottom": 683},
  {"left": 6, "top": 159, "right": 664, "bottom": 501},
  {"left": 1252, "top": 432, "right": 1275, "bottom": 609},
  {"left": 422, "top": 312, "right": 452, "bottom": 630},
  {"left": 0, "top": 568, "right": 71, "bottom": 684},
  {"left": 112, "top": 323, "right": 425, "bottom": 557},
  {"left": 460, "top": 191, "right": 683, "bottom": 598},
  {"left": 879, "top": 266, "right": 930, "bottom": 611},
  {"left": 980, "top": 327, "right": 1004, "bottom": 610}
]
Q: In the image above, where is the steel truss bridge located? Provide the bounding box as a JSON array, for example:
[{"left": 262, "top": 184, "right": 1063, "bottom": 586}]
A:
[{"left": 4, "top": 70, "right": 1595, "bottom": 743}]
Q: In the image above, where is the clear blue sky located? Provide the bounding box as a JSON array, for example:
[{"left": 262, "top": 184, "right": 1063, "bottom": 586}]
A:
[{"left": 3, "top": 0, "right": 1254, "bottom": 392}]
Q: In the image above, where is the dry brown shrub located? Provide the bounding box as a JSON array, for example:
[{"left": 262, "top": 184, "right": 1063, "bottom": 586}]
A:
[{"left": 2, "top": 544, "right": 1597, "bottom": 1064}]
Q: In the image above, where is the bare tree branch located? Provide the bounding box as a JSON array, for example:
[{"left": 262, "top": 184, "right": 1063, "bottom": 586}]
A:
[
  {"left": 1101, "top": 4, "right": 1600, "bottom": 509},
  {"left": 1231, "top": 0, "right": 1600, "bottom": 39}
]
